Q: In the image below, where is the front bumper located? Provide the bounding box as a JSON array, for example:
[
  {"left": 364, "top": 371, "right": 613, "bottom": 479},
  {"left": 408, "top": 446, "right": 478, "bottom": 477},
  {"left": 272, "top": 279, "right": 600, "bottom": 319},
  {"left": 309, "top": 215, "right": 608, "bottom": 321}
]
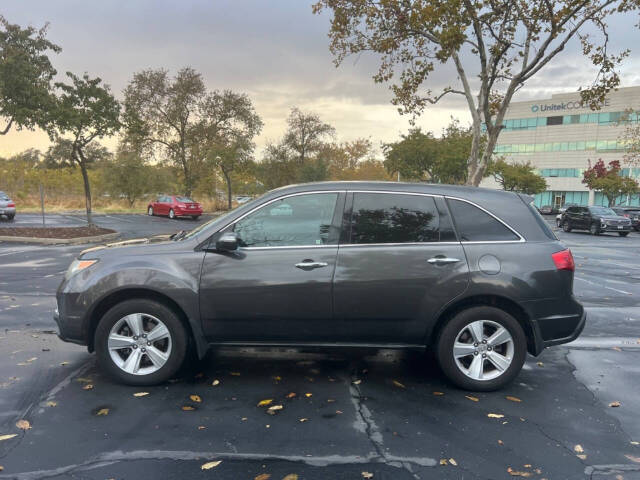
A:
[
  {"left": 54, "top": 291, "right": 87, "bottom": 346},
  {"left": 599, "top": 224, "right": 632, "bottom": 232}
]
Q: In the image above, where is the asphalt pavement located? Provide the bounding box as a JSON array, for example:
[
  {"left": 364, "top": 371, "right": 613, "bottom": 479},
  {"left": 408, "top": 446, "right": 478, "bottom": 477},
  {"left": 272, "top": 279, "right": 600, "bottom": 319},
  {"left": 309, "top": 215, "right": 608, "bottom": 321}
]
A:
[{"left": 0, "top": 213, "right": 639, "bottom": 479}]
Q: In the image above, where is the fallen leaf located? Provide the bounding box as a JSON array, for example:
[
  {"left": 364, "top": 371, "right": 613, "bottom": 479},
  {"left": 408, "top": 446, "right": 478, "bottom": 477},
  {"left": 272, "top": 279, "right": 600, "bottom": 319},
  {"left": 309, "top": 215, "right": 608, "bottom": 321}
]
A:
[
  {"left": 15, "top": 420, "right": 31, "bottom": 430},
  {"left": 507, "top": 467, "right": 532, "bottom": 477},
  {"left": 433, "top": 391, "right": 445, "bottom": 396},
  {"left": 498, "top": 440, "right": 504, "bottom": 445},
  {"left": 488, "top": 413, "right": 505, "bottom": 418},
  {"left": 133, "top": 392, "right": 149, "bottom": 397},
  {"left": 76, "top": 377, "right": 92, "bottom": 383},
  {"left": 352, "top": 379, "right": 362, "bottom": 385},
  {"left": 60, "top": 361, "right": 69, "bottom": 366},
  {"left": 392, "top": 380, "right": 406, "bottom": 389},
  {"left": 286, "top": 392, "right": 296, "bottom": 399},
  {"left": 625, "top": 455, "right": 640, "bottom": 463},
  {"left": 181, "top": 406, "right": 195, "bottom": 411},
  {"left": 577, "top": 454, "right": 587, "bottom": 460},
  {"left": 536, "top": 362, "right": 544, "bottom": 367},
  {"left": 96, "top": 408, "right": 109, "bottom": 416},
  {"left": 449, "top": 458, "right": 458, "bottom": 466},
  {"left": 258, "top": 399, "right": 273, "bottom": 407},
  {"left": 506, "top": 396, "right": 522, "bottom": 403},
  {"left": 254, "top": 474, "right": 271, "bottom": 480},
  {"left": 0, "top": 434, "right": 17, "bottom": 442},
  {"left": 82, "top": 384, "right": 94, "bottom": 390},
  {"left": 273, "top": 376, "right": 282, "bottom": 381},
  {"left": 198, "top": 426, "right": 206, "bottom": 430},
  {"left": 190, "top": 395, "right": 202, "bottom": 403},
  {"left": 631, "top": 441, "right": 639, "bottom": 445},
  {"left": 574, "top": 445, "right": 584, "bottom": 453},
  {"left": 282, "top": 475, "right": 298, "bottom": 480},
  {"left": 439, "top": 458, "right": 448, "bottom": 465},
  {"left": 267, "top": 405, "right": 283, "bottom": 415},
  {"left": 362, "top": 472, "right": 373, "bottom": 479},
  {"left": 524, "top": 464, "right": 531, "bottom": 468},
  {"left": 299, "top": 418, "right": 308, "bottom": 422},
  {"left": 0, "top": 466, "right": 3, "bottom": 471},
  {"left": 609, "top": 401, "right": 621, "bottom": 407},
  {"left": 26, "top": 357, "right": 37, "bottom": 362},
  {"left": 305, "top": 393, "right": 312, "bottom": 398},
  {"left": 212, "top": 379, "right": 220, "bottom": 386},
  {"left": 336, "top": 410, "right": 343, "bottom": 414},
  {"left": 45, "top": 401, "right": 57, "bottom": 407},
  {"left": 465, "top": 395, "right": 479, "bottom": 402},
  {"left": 201, "top": 460, "right": 222, "bottom": 470}
]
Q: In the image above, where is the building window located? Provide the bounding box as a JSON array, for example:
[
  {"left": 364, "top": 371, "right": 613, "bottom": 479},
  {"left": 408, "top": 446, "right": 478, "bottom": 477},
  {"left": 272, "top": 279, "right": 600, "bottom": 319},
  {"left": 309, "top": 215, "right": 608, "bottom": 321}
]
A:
[{"left": 546, "top": 116, "right": 563, "bottom": 126}]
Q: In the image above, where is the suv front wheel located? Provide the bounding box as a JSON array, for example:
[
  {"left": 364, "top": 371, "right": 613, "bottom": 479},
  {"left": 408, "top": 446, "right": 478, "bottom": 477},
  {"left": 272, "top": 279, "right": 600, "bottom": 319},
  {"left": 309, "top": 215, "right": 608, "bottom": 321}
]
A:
[
  {"left": 95, "top": 299, "right": 188, "bottom": 385},
  {"left": 590, "top": 223, "right": 600, "bottom": 235},
  {"left": 436, "top": 306, "right": 527, "bottom": 391},
  {"left": 562, "top": 220, "right": 572, "bottom": 232}
]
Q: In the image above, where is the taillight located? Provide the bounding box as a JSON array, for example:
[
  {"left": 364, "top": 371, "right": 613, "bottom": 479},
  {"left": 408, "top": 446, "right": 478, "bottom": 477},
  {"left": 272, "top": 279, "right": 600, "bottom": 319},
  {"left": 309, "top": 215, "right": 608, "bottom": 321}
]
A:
[
  {"left": 552, "top": 249, "right": 575, "bottom": 271},
  {"left": 624, "top": 214, "right": 630, "bottom": 218},
  {"left": 8, "top": 202, "right": 15, "bottom": 207}
]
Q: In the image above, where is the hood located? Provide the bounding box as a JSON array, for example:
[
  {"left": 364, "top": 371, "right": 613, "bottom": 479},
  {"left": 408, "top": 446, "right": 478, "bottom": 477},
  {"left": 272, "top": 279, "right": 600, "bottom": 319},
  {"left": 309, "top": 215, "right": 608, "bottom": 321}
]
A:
[
  {"left": 598, "top": 215, "right": 630, "bottom": 221},
  {"left": 79, "top": 234, "right": 176, "bottom": 257}
]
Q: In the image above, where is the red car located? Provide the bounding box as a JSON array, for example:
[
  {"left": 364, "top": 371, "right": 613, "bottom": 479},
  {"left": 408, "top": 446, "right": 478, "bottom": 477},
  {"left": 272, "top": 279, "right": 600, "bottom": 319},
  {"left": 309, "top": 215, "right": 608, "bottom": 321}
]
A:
[{"left": 147, "top": 195, "right": 202, "bottom": 220}]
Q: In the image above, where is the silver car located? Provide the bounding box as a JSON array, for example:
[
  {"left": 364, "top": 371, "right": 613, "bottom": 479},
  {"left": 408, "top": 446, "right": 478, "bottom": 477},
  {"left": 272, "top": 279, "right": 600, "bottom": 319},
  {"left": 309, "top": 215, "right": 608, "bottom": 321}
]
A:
[{"left": 0, "top": 191, "right": 15, "bottom": 220}]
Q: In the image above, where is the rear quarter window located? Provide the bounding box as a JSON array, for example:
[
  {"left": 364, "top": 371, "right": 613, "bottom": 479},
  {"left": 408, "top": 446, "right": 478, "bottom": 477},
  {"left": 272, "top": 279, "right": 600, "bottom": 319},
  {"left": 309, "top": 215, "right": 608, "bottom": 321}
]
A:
[{"left": 447, "top": 198, "right": 520, "bottom": 242}]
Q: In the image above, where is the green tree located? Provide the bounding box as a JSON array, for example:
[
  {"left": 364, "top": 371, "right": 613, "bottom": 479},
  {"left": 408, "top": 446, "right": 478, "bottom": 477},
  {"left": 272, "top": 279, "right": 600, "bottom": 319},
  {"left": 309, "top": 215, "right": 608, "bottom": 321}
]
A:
[
  {"left": 283, "top": 107, "right": 335, "bottom": 165},
  {"left": 48, "top": 73, "right": 120, "bottom": 224},
  {"left": 208, "top": 139, "right": 255, "bottom": 210},
  {"left": 313, "top": 0, "right": 634, "bottom": 186},
  {"left": 486, "top": 159, "right": 547, "bottom": 194},
  {"left": 582, "top": 159, "right": 639, "bottom": 206},
  {"left": 104, "top": 149, "right": 154, "bottom": 207},
  {"left": 256, "top": 142, "right": 298, "bottom": 190},
  {"left": 0, "top": 16, "right": 60, "bottom": 136}
]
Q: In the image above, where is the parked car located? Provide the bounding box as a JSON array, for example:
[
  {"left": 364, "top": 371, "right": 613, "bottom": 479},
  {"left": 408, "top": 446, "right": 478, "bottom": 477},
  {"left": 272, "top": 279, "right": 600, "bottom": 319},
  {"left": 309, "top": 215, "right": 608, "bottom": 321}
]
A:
[
  {"left": 235, "top": 195, "right": 253, "bottom": 204},
  {"left": 0, "top": 191, "right": 16, "bottom": 220},
  {"left": 560, "top": 206, "right": 632, "bottom": 236},
  {"left": 538, "top": 205, "right": 555, "bottom": 215},
  {"left": 555, "top": 213, "right": 563, "bottom": 227},
  {"left": 147, "top": 195, "right": 202, "bottom": 220},
  {"left": 558, "top": 203, "right": 577, "bottom": 214},
  {"left": 612, "top": 206, "right": 640, "bottom": 231},
  {"left": 55, "top": 182, "right": 585, "bottom": 391}
]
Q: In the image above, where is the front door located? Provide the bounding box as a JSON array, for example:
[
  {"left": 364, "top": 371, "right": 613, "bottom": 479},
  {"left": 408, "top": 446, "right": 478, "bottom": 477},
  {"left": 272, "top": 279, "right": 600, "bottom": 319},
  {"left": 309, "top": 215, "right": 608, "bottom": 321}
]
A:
[
  {"left": 332, "top": 192, "right": 469, "bottom": 344},
  {"left": 199, "top": 192, "right": 345, "bottom": 342}
]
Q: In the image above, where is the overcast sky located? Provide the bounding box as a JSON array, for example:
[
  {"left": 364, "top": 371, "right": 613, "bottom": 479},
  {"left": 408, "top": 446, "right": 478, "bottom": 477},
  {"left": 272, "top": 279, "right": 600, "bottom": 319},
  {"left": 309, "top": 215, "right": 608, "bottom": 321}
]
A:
[{"left": 2, "top": 0, "right": 640, "bottom": 158}]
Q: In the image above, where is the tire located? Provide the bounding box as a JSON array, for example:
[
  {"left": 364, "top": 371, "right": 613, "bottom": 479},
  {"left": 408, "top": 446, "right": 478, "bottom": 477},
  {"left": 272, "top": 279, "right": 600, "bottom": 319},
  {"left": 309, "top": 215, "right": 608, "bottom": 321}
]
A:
[
  {"left": 95, "top": 298, "right": 188, "bottom": 385},
  {"left": 7, "top": 214, "right": 14, "bottom": 221},
  {"left": 169, "top": 209, "right": 176, "bottom": 219},
  {"left": 619, "top": 232, "right": 629, "bottom": 237},
  {"left": 436, "top": 306, "right": 527, "bottom": 391},
  {"left": 191, "top": 215, "right": 200, "bottom": 220},
  {"left": 556, "top": 218, "right": 561, "bottom": 227},
  {"left": 590, "top": 223, "right": 600, "bottom": 235},
  {"left": 562, "top": 220, "right": 572, "bottom": 233},
  {"left": 147, "top": 207, "right": 153, "bottom": 216}
]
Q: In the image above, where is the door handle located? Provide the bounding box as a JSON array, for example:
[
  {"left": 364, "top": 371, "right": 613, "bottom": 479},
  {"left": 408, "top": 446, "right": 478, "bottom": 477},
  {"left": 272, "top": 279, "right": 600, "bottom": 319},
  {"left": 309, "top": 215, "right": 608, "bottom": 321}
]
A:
[
  {"left": 295, "top": 260, "right": 329, "bottom": 270},
  {"left": 427, "top": 257, "right": 461, "bottom": 265}
]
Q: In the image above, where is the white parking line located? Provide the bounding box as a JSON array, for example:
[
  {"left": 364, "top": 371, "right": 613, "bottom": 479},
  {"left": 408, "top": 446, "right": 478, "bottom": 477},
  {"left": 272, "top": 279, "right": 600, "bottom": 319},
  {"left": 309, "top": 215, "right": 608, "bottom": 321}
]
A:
[{"left": 574, "top": 275, "right": 633, "bottom": 295}]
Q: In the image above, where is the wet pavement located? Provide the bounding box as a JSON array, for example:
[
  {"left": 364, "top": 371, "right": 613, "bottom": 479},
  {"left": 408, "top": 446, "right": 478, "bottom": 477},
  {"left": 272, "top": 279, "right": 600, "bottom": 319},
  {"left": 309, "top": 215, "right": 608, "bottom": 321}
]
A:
[{"left": 0, "top": 214, "right": 639, "bottom": 479}]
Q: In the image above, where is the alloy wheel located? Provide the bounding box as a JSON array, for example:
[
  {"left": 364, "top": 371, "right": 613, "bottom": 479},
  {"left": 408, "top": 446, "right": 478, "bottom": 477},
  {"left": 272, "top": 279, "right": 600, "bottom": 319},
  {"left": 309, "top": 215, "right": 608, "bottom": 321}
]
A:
[
  {"left": 108, "top": 313, "right": 172, "bottom": 375},
  {"left": 148, "top": 207, "right": 153, "bottom": 216},
  {"left": 452, "top": 320, "right": 514, "bottom": 381}
]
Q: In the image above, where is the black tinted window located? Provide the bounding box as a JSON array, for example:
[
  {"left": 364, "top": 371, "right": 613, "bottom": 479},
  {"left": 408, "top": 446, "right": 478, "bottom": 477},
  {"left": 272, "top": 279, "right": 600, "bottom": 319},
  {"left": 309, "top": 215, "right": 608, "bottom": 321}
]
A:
[
  {"left": 447, "top": 199, "right": 519, "bottom": 242},
  {"left": 350, "top": 193, "right": 440, "bottom": 244}
]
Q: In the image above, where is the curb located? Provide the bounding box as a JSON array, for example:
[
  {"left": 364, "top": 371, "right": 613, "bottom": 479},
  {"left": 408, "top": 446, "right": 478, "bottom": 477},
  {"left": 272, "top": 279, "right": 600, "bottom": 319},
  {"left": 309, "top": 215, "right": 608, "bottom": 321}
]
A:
[{"left": 0, "top": 232, "right": 120, "bottom": 245}]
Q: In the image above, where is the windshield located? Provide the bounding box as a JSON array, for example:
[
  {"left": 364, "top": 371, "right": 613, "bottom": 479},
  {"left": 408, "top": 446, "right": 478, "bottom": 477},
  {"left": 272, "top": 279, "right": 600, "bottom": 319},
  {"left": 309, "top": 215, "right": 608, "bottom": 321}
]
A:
[
  {"left": 589, "top": 207, "right": 616, "bottom": 216},
  {"left": 176, "top": 196, "right": 195, "bottom": 203}
]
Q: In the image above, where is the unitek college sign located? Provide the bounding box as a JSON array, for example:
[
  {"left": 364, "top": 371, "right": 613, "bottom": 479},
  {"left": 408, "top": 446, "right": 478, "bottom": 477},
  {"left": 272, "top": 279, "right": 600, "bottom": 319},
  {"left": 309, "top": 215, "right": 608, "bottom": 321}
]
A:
[{"left": 531, "top": 98, "right": 610, "bottom": 113}]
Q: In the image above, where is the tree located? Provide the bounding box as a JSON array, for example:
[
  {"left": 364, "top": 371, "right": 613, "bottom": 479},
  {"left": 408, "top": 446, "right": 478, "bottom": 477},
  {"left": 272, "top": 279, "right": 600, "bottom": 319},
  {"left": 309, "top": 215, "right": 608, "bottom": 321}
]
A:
[
  {"left": 582, "top": 159, "right": 639, "bottom": 206},
  {"left": 43, "top": 139, "right": 110, "bottom": 169},
  {"left": 283, "top": 107, "right": 335, "bottom": 165},
  {"left": 256, "top": 142, "right": 298, "bottom": 190},
  {"left": 104, "top": 149, "right": 154, "bottom": 207},
  {"left": 486, "top": 159, "right": 547, "bottom": 194},
  {"left": 123, "top": 68, "right": 262, "bottom": 197},
  {"left": 48, "top": 73, "right": 120, "bottom": 224},
  {"left": 313, "top": 0, "right": 634, "bottom": 186},
  {"left": 0, "top": 16, "right": 60, "bottom": 136},
  {"left": 208, "top": 139, "right": 255, "bottom": 210},
  {"left": 383, "top": 120, "right": 471, "bottom": 184}
]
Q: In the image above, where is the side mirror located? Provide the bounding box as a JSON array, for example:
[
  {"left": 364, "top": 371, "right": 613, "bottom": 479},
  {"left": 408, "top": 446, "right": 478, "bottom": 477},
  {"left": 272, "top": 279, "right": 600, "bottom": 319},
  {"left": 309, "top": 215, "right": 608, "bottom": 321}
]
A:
[{"left": 215, "top": 231, "right": 239, "bottom": 252}]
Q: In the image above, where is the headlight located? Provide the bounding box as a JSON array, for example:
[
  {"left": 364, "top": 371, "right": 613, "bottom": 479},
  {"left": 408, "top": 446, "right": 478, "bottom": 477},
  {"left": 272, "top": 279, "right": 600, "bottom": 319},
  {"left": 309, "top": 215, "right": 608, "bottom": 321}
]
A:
[{"left": 65, "top": 259, "right": 98, "bottom": 279}]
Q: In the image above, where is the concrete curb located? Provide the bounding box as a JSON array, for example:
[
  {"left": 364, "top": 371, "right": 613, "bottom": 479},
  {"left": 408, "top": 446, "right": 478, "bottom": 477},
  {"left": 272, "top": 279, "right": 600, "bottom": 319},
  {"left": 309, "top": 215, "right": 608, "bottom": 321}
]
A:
[{"left": 0, "top": 232, "right": 120, "bottom": 245}]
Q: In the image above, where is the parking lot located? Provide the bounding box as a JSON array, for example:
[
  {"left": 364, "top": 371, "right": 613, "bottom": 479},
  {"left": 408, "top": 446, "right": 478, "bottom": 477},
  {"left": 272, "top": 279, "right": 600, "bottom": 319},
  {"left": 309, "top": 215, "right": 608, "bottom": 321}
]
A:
[{"left": 0, "top": 213, "right": 639, "bottom": 479}]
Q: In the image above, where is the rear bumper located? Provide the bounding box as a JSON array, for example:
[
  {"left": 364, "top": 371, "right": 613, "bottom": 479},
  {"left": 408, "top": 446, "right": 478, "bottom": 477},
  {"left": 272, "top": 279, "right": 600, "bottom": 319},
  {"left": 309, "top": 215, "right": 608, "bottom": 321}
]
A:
[
  {"left": 0, "top": 207, "right": 16, "bottom": 216},
  {"left": 175, "top": 209, "right": 203, "bottom": 216}
]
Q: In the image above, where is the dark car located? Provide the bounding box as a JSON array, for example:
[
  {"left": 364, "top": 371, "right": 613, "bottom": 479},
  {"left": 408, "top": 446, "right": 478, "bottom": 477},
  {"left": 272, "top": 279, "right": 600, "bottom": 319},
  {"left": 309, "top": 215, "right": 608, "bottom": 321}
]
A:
[
  {"left": 55, "top": 182, "right": 585, "bottom": 391},
  {"left": 538, "top": 205, "right": 555, "bottom": 215},
  {"left": 612, "top": 207, "right": 640, "bottom": 231},
  {"left": 147, "top": 195, "right": 202, "bottom": 219},
  {"left": 0, "top": 191, "right": 16, "bottom": 220},
  {"left": 560, "top": 205, "right": 632, "bottom": 236}
]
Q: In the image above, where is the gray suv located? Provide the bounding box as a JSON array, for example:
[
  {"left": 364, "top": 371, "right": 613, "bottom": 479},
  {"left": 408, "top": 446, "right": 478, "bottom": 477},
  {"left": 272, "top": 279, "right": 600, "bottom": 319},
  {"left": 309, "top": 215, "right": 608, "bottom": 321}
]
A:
[{"left": 55, "top": 182, "right": 585, "bottom": 391}]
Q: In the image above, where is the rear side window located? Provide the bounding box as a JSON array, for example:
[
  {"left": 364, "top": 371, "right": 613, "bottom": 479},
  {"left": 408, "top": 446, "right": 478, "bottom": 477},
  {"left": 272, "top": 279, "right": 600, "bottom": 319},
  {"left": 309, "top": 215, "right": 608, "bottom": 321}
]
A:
[
  {"left": 349, "top": 193, "right": 440, "bottom": 244},
  {"left": 447, "top": 198, "right": 519, "bottom": 242}
]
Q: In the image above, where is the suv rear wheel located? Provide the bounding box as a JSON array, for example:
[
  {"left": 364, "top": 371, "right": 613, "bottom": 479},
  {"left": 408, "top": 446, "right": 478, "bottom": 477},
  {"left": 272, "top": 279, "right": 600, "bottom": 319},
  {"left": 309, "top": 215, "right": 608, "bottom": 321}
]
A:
[
  {"left": 95, "top": 299, "right": 188, "bottom": 385},
  {"left": 562, "top": 220, "right": 572, "bottom": 232},
  {"left": 436, "top": 306, "right": 527, "bottom": 391}
]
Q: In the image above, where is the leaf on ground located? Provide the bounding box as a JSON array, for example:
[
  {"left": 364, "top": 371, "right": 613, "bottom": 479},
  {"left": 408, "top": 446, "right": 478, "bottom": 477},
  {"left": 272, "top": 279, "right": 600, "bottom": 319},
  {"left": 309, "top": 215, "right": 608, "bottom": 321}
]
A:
[
  {"left": 0, "top": 465, "right": 3, "bottom": 471},
  {"left": 449, "top": 458, "right": 458, "bottom": 466},
  {"left": 15, "top": 420, "right": 31, "bottom": 430},
  {"left": 26, "top": 357, "right": 37, "bottom": 362},
  {"left": 96, "top": 408, "right": 109, "bottom": 416},
  {"left": 336, "top": 410, "right": 343, "bottom": 414},
  {"left": 506, "top": 396, "right": 522, "bottom": 403},
  {"left": 282, "top": 475, "right": 298, "bottom": 480},
  {"left": 258, "top": 399, "right": 273, "bottom": 407},
  {"left": 267, "top": 405, "right": 283, "bottom": 415},
  {"left": 631, "top": 441, "right": 639, "bottom": 445},
  {"left": 286, "top": 392, "right": 296, "bottom": 399},
  {"left": 133, "top": 392, "right": 149, "bottom": 397},
  {"left": 305, "top": 393, "right": 312, "bottom": 397},
  {"left": 625, "top": 454, "right": 640, "bottom": 463},
  {"left": 433, "top": 391, "right": 445, "bottom": 396},
  {"left": 273, "top": 376, "right": 282, "bottom": 381},
  {"left": 392, "top": 380, "right": 406, "bottom": 389},
  {"left": 488, "top": 413, "right": 505, "bottom": 418},
  {"left": 59, "top": 361, "right": 69, "bottom": 366},
  {"left": 201, "top": 460, "right": 222, "bottom": 470},
  {"left": 536, "top": 362, "right": 544, "bottom": 367},
  {"left": 254, "top": 474, "right": 271, "bottom": 480},
  {"left": 76, "top": 377, "right": 92, "bottom": 383},
  {"left": 0, "top": 434, "right": 17, "bottom": 442},
  {"left": 362, "top": 472, "right": 374, "bottom": 479},
  {"left": 577, "top": 454, "right": 587, "bottom": 460},
  {"left": 82, "top": 384, "right": 94, "bottom": 390},
  {"left": 352, "top": 379, "right": 362, "bottom": 385},
  {"left": 299, "top": 418, "right": 308, "bottom": 422},
  {"left": 498, "top": 440, "right": 504, "bottom": 445},
  {"left": 574, "top": 445, "right": 584, "bottom": 453},
  {"left": 439, "top": 458, "right": 448, "bottom": 465},
  {"left": 507, "top": 467, "right": 532, "bottom": 477},
  {"left": 609, "top": 401, "right": 621, "bottom": 407},
  {"left": 190, "top": 395, "right": 202, "bottom": 403},
  {"left": 212, "top": 379, "right": 220, "bottom": 386},
  {"left": 181, "top": 405, "right": 195, "bottom": 411},
  {"left": 465, "top": 395, "right": 479, "bottom": 402},
  {"left": 45, "top": 401, "right": 57, "bottom": 407},
  {"left": 198, "top": 426, "right": 206, "bottom": 430}
]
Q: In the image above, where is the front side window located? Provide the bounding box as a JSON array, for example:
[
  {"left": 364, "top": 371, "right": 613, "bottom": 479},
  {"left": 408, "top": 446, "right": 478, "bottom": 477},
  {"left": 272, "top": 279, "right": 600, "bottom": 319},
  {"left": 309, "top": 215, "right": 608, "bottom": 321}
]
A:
[
  {"left": 349, "top": 193, "right": 440, "bottom": 244},
  {"left": 447, "top": 199, "right": 519, "bottom": 242},
  {"left": 234, "top": 193, "right": 338, "bottom": 247}
]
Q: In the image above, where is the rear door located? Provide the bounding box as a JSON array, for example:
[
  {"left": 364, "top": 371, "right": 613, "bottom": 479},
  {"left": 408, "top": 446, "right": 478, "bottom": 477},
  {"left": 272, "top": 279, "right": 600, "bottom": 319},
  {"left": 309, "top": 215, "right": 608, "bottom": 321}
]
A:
[{"left": 332, "top": 191, "right": 469, "bottom": 345}]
